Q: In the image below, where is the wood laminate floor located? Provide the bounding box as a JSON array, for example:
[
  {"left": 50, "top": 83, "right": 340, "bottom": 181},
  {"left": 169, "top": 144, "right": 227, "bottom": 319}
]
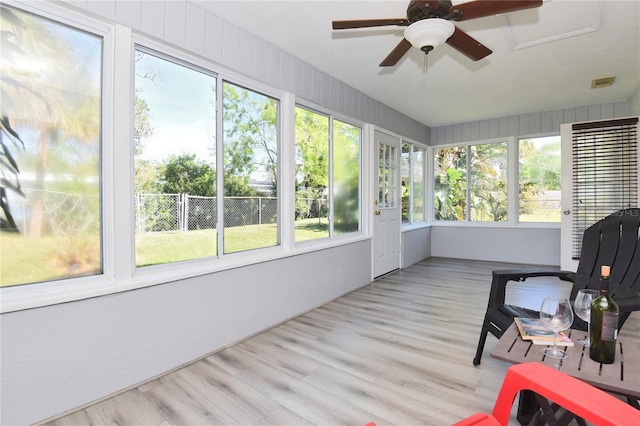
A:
[{"left": 42, "top": 258, "right": 640, "bottom": 426}]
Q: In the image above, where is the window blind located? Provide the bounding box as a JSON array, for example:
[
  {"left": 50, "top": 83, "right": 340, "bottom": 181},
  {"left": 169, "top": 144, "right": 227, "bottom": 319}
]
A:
[{"left": 571, "top": 117, "right": 639, "bottom": 258}]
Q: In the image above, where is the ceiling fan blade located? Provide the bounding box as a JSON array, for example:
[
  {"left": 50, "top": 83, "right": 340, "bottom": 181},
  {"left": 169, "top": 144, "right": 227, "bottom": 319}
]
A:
[
  {"left": 379, "top": 38, "right": 412, "bottom": 67},
  {"left": 446, "top": 27, "right": 492, "bottom": 61},
  {"left": 452, "top": 0, "right": 543, "bottom": 22},
  {"left": 332, "top": 18, "right": 409, "bottom": 30}
]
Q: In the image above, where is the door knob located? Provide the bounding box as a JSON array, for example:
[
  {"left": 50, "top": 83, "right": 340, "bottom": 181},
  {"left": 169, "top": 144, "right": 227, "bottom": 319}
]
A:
[
  {"left": 375, "top": 210, "right": 381, "bottom": 216},
  {"left": 563, "top": 210, "right": 571, "bottom": 215}
]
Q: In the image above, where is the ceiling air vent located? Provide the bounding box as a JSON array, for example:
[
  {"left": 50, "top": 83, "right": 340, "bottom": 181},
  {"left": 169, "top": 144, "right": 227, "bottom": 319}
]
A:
[{"left": 591, "top": 76, "right": 615, "bottom": 89}]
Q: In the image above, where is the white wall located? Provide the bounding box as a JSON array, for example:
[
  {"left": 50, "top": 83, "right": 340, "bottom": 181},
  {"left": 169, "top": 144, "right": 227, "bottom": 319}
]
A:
[
  {"left": 402, "top": 226, "right": 432, "bottom": 268},
  {"left": 630, "top": 82, "right": 640, "bottom": 117},
  {"left": 1, "top": 241, "right": 372, "bottom": 425},
  {"left": 431, "top": 226, "right": 560, "bottom": 266}
]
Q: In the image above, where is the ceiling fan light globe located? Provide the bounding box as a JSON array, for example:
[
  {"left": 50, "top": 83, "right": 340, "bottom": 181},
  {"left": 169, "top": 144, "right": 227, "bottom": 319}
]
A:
[{"left": 404, "top": 18, "right": 455, "bottom": 51}]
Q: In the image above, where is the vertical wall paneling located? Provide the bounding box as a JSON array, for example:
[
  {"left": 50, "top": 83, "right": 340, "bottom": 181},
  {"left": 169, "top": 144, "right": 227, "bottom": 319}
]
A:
[
  {"left": 588, "top": 104, "right": 601, "bottom": 120},
  {"left": 552, "top": 110, "right": 564, "bottom": 132},
  {"left": 204, "top": 12, "right": 224, "bottom": 64},
  {"left": 84, "top": 0, "right": 115, "bottom": 19},
  {"left": 508, "top": 115, "right": 519, "bottom": 136},
  {"left": 164, "top": 0, "right": 186, "bottom": 48},
  {"left": 221, "top": 21, "right": 240, "bottom": 70},
  {"left": 114, "top": 0, "right": 141, "bottom": 28},
  {"left": 563, "top": 108, "right": 576, "bottom": 124},
  {"left": 279, "top": 51, "right": 293, "bottom": 94},
  {"left": 140, "top": 1, "right": 165, "bottom": 39},
  {"left": 431, "top": 102, "right": 631, "bottom": 145},
  {"left": 238, "top": 31, "right": 255, "bottom": 76},
  {"left": 311, "top": 68, "right": 322, "bottom": 105},
  {"left": 479, "top": 120, "right": 490, "bottom": 140},
  {"left": 529, "top": 112, "right": 541, "bottom": 134},
  {"left": 301, "top": 62, "right": 313, "bottom": 101},
  {"left": 253, "top": 37, "right": 268, "bottom": 82},
  {"left": 266, "top": 44, "right": 280, "bottom": 88},
  {"left": 518, "top": 114, "right": 530, "bottom": 135},
  {"left": 291, "top": 58, "right": 303, "bottom": 97},
  {"left": 600, "top": 103, "right": 615, "bottom": 119},
  {"left": 321, "top": 72, "right": 332, "bottom": 109},
  {"left": 185, "top": 2, "right": 206, "bottom": 56},
  {"left": 540, "top": 111, "right": 553, "bottom": 133},
  {"left": 340, "top": 79, "right": 349, "bottom": 114},
  {"left": 575, "top": 106, "right": 589, "bottom": 122}
]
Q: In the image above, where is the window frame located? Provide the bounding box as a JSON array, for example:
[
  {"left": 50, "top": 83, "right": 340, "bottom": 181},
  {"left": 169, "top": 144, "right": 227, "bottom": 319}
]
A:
[
  {"left": 431, "top": 135, "right": 562, "bottom": 228},
  {"left": 0, "top": 0, "right": 116, "bottom": 311},
  {"left": 401, "top": 140, "right": 428, "bottom": 227},
  {"left": 293, "top": 101, "right": 365, "bottom": 245}
]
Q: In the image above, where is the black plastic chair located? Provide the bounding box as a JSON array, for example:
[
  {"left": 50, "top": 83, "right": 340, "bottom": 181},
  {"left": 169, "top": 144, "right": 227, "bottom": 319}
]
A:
[{"left": 473, "top": 207, "right": 640, "bottom": 366}]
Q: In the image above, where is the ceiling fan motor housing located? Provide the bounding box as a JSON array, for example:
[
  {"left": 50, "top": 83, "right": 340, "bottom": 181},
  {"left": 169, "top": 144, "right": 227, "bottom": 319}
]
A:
[{"left": 407, "top": 0, "right": 453, "bottom": 22}]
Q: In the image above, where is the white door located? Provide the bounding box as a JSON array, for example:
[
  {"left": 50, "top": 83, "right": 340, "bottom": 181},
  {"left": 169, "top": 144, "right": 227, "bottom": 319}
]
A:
[
  {"left": 373, "top": 130, "right": 401, "bottom": 278},
  {"left": 560, "top": 123, "right": 578, "bottom": 271}
]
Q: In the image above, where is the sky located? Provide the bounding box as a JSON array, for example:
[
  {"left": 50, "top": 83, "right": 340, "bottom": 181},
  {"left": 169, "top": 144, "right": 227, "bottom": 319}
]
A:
[{"left": 135, "top": 51, "right": 217, "bottom": 165}]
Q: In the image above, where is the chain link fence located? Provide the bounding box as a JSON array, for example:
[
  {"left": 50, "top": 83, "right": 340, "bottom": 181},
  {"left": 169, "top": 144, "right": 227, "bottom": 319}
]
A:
[
  {"left": 135, "top": 194, "right": 280, "bottom": 233},
  {"left": 10, "top": 191, "right": 324, "bottom": 235},
  {"left": 11, "top": 188, "right": 100, "bottom": 237}
]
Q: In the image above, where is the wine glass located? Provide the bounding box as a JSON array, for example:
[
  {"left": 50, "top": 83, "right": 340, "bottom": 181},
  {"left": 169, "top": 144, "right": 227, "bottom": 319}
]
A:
[
  {"left": 539, "top": 297, "right": 574, "bottom": 359},
  {"left": 573, "top": 289, "right": 599, "bottom": 347}
]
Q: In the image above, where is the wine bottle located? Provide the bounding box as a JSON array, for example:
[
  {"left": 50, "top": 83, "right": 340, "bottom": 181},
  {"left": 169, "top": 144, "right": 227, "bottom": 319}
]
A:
[{"left": 589, "top": 265, "right": 619, "bottom": 364}]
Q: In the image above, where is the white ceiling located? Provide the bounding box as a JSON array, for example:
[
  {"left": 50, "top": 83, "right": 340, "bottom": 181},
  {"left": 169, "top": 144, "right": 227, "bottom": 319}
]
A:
[{"left": 194, "top": 0, "right": 640, "bottom": 128}]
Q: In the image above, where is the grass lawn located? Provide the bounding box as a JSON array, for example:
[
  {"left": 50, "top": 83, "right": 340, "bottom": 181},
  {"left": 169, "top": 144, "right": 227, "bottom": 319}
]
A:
[{"left": 1, "top": 219, "right": 329, "bottom": 286}]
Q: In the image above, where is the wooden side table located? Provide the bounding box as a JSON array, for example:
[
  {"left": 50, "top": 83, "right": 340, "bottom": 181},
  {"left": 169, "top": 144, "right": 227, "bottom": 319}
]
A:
[{"left": 491, "top": 323, "right": 640, "bottom": 424}]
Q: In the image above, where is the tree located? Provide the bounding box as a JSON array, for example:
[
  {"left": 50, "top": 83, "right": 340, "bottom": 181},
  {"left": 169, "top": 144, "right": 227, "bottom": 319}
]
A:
[
  {"left": 161, "top": 153, "right": 214, "bottom": 196},
  {"left": 1, "top": 6, "right": 100, "bottom": 237},
  {"left": 222, "top": 83, "right": 278, "bottom": 196},
  {"left": 434, "top": 147, "right": 467, "bottom": 220},
  {"left": 0, "top": 116, "right": 25, "bottom": 232},
  {"left": 294, "top": 107, "right": 329, "bottom": 220}
]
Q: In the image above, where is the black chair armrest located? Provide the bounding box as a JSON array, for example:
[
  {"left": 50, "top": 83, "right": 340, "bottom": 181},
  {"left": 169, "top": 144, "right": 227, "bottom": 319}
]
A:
[
  {"left": 488, "top": 269, "right": 576, "bottom": 307},
  {"left": 617, "top": 294, "right": 640, "bottom": 313}
]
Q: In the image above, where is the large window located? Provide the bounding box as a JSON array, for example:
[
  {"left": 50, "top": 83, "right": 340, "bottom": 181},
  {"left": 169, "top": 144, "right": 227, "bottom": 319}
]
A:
[
  {"left": 134, "top": 50, "right": 281, "bottom": 265},
  {"left": 434, "top": 141, "right": 508, "bottom": 222},
  {"left": 435, "top": 137, "right": 563, "bottom": 223},
  {"left": 519, "top": 135, "right": 561, "bottom": 222},
  {"left": 134, "top": 49, "right": 217, "bottom": 266},
  {"left": 294, "top": 106, "right": 361, "bottom": 241},
  {"left": 401, "top": 142, "right": 426, "bottom": 224},
  {"left": 1, "top": 5, "right": 103, "bottom": 286}
]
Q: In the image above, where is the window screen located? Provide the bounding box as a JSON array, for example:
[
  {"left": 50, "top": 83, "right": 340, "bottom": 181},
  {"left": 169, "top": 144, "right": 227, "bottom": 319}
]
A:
[{"left": 571, "top": 117, "right": 639, "bottom": 258}]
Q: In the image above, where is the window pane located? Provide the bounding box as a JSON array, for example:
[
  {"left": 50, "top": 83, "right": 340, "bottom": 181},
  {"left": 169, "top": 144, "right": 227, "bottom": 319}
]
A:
[
  {"left": 470, "top": 142, "right": 508, "bottom": 221},
  {"left": 134, "top": 50, "right": 217, "bottom": 266},
  {"left": 378, "top": 144, "right": 396, "bottom": 208},
  {"left": 519, "top": 136, "right": 561, "bottom": 222},
  {"left": 294, "top": 107, "right": 329, "bottom": 242},
  {"left": 401, "top": 143, "right": 410, "bottom": 223},
  {"left": 1, "top": 6, "right": 102, "bottom": 286},
  {"left": 434, "top": 147, "right": 467, "bottom": 221},
  {"left": 333, "top": 119, "right": 360, "bottom": 235},
  {"left": 223, "top": 82, "right": 278, "bottom": 253},
  {"left": 412, "top": 147, "right": 425, "bottom": 222}
]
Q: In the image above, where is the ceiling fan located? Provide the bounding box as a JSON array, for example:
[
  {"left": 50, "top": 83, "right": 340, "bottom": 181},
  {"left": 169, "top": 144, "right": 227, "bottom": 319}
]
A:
[{"left": 332, "top": 0, "right": 543, "bottom": 66}]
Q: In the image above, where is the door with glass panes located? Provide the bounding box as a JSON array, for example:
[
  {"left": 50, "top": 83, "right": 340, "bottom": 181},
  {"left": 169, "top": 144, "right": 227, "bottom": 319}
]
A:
[{"left": 373, "top": 130, "right": 401, "bottom": 278}]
